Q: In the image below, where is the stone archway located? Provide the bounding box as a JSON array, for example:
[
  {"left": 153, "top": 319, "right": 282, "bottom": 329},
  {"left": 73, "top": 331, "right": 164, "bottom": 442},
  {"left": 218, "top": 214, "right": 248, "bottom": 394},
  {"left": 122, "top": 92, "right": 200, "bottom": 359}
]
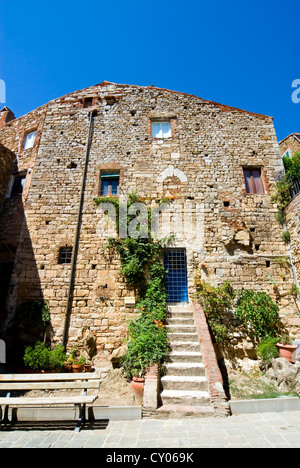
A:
[{"left": 156, "top": 165, "right": 188, "bottom": 184}]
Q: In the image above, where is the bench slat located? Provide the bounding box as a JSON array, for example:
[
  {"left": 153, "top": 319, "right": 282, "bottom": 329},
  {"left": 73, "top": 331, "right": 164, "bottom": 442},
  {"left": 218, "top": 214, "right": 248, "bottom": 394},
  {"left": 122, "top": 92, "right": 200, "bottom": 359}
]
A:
[
  {"left": 0, "top": 381, "right": 100, "bottom": 391},
  {"left": 0, "top": 371, "right": 101, "bottom": 382},
  {"left": 0, "top": 396, "right": 98, "bottom": 406}
]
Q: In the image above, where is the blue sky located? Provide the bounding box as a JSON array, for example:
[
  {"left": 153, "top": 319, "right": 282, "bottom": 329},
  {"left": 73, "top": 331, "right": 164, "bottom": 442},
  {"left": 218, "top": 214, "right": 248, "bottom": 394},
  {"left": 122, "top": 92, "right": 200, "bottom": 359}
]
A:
[{"left": 0, "top": 0, "right": 299, "bottom": 142}]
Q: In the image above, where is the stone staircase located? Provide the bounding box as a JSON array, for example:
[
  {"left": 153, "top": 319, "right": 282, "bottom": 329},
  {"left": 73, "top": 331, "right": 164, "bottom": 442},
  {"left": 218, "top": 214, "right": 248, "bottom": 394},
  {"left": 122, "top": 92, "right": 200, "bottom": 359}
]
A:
[{"left": 157, "top": 304, "right": 214, "bottom": 417}]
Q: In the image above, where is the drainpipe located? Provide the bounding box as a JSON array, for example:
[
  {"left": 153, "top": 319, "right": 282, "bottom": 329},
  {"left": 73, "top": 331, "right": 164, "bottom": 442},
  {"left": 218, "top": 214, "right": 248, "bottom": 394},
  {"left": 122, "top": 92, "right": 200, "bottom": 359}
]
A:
[{"left": 63, "top": 111, "right": 95, "bottom": 347}]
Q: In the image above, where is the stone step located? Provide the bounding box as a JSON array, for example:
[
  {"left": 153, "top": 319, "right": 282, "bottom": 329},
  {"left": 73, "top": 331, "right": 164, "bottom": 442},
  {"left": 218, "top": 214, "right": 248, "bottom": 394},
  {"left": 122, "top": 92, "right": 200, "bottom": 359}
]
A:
[
  {"left": 164, "top": 362, "right": 206, "bottom": 376},
  {"left": 169, "top": 350, "right": 203, "bottom": 363},
  {"left": 168, "top": 318, "right": 195, "bottom": 326},
  {"left": 160, "top": 389, "right": 211, "bottom": 406},
  {"left": 168, "top": 311, "right": 194, "bottom": 318},
  {"left": 161, "top": 375, "right": 209, "bottom": 391},
  {"left": 168, "top": 304, "right": 192, "bottom": 311},
  {"left": 167, "top": 333, "right": 199, "bottom": 342},
  {"left": 170, "top": 341, "right": 201, "bottom": 352},
  {"left": 156, "top": 405, "right": 214, "bottom": 418},
  {"left": 167, "top": 325, "right": 197, "bottom": 334}
]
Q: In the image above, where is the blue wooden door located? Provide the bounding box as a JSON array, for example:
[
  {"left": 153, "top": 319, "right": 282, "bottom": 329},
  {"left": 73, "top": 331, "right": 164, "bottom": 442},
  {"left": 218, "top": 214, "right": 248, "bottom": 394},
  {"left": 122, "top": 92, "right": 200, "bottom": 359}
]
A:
[{"left": 164, "top": 249, "right": 188, "bottom": 303}]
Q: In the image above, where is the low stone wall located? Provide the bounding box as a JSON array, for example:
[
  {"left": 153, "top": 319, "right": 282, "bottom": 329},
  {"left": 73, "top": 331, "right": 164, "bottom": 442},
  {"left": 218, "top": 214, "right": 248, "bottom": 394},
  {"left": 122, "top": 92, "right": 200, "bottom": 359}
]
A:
[{"left": 193, "top": 302, "right": 231, "bottom": 417}]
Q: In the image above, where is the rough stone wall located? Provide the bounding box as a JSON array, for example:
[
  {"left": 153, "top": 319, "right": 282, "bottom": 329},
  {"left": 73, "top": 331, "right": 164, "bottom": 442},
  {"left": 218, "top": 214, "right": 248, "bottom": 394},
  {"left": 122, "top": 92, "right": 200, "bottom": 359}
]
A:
[
  {"left": 285, "top": 193, "right": 300, "bottom": 291},
  {"left": 0, "top": 82, "right": 299, "bottom": 361},
  {"left": 0, "top": 143, "right": 14, "bottom": 208},
  {"left": 0, "top": 105, "right": 48, "bottom": 322}
]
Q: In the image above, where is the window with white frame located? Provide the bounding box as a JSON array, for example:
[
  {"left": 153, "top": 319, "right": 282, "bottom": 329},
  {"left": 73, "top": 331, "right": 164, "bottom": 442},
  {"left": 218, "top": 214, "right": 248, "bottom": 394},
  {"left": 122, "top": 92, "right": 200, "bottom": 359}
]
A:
[
  {"left": 283, "top": 149, "right": 292, "bottom": 159},
  {"left": 151, "top": 120, "right": 171, "bottom": 139},
  {"left": 23, "top": 130, "right": 37, "bottom": 150}
]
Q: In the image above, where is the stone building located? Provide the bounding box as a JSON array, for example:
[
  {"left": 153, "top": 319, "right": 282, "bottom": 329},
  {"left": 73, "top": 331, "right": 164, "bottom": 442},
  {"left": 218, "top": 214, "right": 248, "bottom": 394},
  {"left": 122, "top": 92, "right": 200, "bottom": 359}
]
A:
[
  {"left": 279, "top": 133, "right": 300, "bottom": 158},
  {"left": 279, "top": 132, "right": 300, "bottom": 317},
  {"left": 0, "top": 82, "right": 299, "bottom": 365}
]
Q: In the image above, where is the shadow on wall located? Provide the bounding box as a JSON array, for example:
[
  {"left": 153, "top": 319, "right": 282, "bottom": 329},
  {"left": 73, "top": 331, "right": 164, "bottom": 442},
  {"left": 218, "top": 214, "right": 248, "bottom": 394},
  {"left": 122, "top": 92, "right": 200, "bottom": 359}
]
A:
[{"left": 0, "top": 170, "right": 45, "bottom": 368}]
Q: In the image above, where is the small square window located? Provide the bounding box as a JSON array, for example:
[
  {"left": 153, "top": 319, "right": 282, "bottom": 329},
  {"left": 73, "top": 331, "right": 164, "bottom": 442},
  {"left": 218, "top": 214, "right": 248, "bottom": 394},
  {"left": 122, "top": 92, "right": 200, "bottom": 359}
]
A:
[
  {"left": 83, "top": 97, "right": 93, "bottom": 108},
  {"left": 151, "top": 120, "right": 171, "bottom": 138},
  {"left": 58, "top": 247, "right": 73, "bottom": 264},
  {"left": 100, "top": 173, "right": 120, "bottom": 196},
  {"left": 23, "top": 130, "right": 37, "bottom": 150},
  {"left": 243, "top": 168, "right": 265, "bottom": 194},
  {"left": 10, "top": 174, "right": 26, "bottom": 197}
]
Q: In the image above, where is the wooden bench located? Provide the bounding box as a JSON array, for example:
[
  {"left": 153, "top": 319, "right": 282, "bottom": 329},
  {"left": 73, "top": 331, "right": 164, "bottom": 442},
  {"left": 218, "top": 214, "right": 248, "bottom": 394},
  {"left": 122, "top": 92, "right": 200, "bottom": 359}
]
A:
[{"left": 0, "top": 371, "right": 101, "bottom": 432}]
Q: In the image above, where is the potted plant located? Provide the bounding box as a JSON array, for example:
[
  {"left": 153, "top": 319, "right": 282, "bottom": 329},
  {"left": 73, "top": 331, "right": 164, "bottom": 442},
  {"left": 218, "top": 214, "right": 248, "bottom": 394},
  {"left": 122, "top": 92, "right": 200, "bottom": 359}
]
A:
[
  {"left": 64, "top": 356, "right": 73, "bottom": 371},
  {"left": 84, "top": 361, "right": 93, "bottom": 372},
  {"left": 131, "top": 370, "right": 145, "bottom": 405},
  {"left": 276, "top": 335, "right": 298, "bottom": 363},
  {"left": 72, "top": 356, "right": 86, "bottom": 373}
]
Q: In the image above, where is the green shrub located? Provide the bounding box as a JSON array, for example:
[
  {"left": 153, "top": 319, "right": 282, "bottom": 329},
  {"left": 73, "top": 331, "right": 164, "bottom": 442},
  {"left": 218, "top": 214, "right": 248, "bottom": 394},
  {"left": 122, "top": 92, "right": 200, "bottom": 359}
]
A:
[
  {"left": 281, "top": 230, "right": 291, "bottom": 244},
  {"left": 235, "top": 290, "right": 280, "bottom": 341},
  {"left": 121, "top": 314, "right": 170, "bottom": 378},
  {"left": 194, "top": 278, "right": 234, "bottom": 342},
  {"left": 24, "top": 342, "right": 67, "bottom": 371},
  {"left": 103, "top": 192, "right": 172, "bottom": 378},
  {"left": 257, "top": 337, "right": 279, "bottom": 361}
]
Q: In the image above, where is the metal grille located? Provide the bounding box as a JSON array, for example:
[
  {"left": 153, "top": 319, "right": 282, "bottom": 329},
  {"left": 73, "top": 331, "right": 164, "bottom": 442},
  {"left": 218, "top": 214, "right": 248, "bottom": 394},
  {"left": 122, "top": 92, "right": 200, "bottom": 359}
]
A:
[
  {"left": 164, "top": 249, "right": 188, "bottom": 303},
  {"left": 59, "top": 247, "right": 73, "bottom": 264},
  {"left": 291, "top": 179, "right": 300, "bottom": 199}
]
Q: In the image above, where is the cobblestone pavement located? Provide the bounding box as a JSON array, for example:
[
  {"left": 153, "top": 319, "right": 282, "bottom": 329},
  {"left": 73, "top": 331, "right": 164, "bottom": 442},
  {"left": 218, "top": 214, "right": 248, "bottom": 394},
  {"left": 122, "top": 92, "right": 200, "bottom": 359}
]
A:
[{"left": 0, "top": 411, "right": 299, "bottom": 449}]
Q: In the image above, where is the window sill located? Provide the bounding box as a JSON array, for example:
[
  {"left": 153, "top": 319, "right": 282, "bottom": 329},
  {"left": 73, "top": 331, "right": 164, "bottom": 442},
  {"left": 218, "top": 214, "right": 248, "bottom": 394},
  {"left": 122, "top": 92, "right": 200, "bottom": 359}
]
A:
[{"left": 244, "top": 193, "right": 268, "bottom": 196}]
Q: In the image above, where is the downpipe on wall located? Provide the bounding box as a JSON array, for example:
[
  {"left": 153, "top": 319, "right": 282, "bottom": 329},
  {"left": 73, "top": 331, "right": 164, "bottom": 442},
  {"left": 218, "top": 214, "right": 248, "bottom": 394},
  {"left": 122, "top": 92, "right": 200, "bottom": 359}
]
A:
[{"left": 63, "top": 110, "right": 95, "bottom": 347}]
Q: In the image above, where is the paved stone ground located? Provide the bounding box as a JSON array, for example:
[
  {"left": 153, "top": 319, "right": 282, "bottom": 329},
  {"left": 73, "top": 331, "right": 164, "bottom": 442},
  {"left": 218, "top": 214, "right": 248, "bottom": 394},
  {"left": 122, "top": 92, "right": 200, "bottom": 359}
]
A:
[{"left": 0, "top": 411, "right": 299, "bottom": 448}]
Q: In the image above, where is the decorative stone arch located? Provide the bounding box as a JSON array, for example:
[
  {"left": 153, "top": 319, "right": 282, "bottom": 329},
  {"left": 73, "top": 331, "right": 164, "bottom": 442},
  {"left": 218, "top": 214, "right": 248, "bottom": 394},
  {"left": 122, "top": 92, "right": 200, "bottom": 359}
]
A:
[{"left": 156, "top": 165, "right": 188, "bottom": 183}]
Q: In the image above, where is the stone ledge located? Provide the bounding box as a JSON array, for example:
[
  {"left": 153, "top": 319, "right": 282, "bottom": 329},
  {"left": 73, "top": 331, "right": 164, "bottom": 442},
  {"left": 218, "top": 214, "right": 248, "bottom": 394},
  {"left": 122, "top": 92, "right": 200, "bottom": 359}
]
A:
[
  {"left": 230, "top": 397, "right": 300, "bottom": 415},
  {"left": 4, "top": 405, "right": 142, "bottom": 422}
]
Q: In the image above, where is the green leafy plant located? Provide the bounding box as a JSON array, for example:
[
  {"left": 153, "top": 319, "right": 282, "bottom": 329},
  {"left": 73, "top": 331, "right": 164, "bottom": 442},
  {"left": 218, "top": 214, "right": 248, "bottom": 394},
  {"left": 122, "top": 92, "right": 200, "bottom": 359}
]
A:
[
  {"left": 121, "top": 312, "right": 170, "bottom": 378},
  {"left": 24, "top": 342, "right": 67, "bottom": 371},
  {"left": 271, "top": 152, "right": 300, "bottom": 211},
  {"left": 277, "top": 334, "right": 293, "bottom": 345},
  {"left": 257, "top": 337, "right": 279, "bottom": 361},
  {"left": 73, "top": 356, "right": 86, "bottom": 366},
  {"left": 234, "top": 289, "right": 280, "bottom": 341},
  {"left": 102, "top": 192, "right": 173, "bottom": 378},
  {"left": 194, "top": 278, "right": 281, "bottom": 346},
  {"left": 275, "top": 209, "right": 285, "bottom": 226},
  {"left": 281, "top": 230, "right": 291, "bottom": 244},
  {"left": 271, "top": 178, "right": 292, "bottom": 211},
  {"left": 194, "top": 278, "right": 234, "bottom": 342}
]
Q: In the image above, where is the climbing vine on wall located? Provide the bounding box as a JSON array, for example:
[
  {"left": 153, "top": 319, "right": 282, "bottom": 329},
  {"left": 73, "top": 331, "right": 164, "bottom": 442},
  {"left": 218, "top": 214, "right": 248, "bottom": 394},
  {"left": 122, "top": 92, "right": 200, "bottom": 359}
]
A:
[
  {"left": 194, "top": 276, "right": 281, "bottom": 344},
  {"left": 95, "top": 192, "right": 173, "bottom": 378}
]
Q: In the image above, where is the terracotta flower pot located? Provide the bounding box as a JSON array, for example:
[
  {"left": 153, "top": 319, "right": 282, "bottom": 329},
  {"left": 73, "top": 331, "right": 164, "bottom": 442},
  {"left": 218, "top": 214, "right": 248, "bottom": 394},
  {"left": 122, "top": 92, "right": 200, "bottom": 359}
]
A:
[
  {"left": 72, "top": 364, "right": 85, "bottom": 373},
  {"left": 64, "top": 362, "right": 72, "bottom": 372},
  {"left": 131, "top": 377, "right": 145, "bottom": 405},
  {"left": 84, "top": 364, "right": 93, "bottom": 372},
  {"left": 276, "top": 343, "right": 298, "bottom": 363}
]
